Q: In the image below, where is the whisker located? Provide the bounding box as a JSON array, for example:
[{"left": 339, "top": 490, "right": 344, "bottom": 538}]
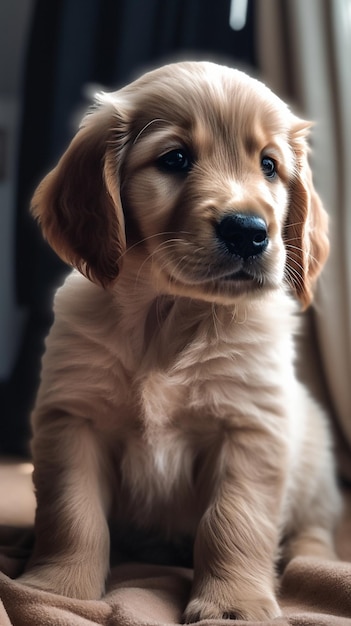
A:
[
  {"left": 232, "top": 303, "right": 248, "bottom": 325},
  {"left": 117, "top": 230, "right": 192, "bottom": 264},
  {"left": 211, "top": 303, "right": 221, "bottom": 340},
  {"left": 285, "top": 243, "right": 321, "bottom": 267},
  {"left": 133, "top": 118, "right": 169, "bottom": 144},
  {"left": 285, "top": 254, "right": 305, "bottom": 275},
  {"left": 284, "top": 262, "right": 304, "bottom": 293},
  {"left": 133, "top": 241, "right": 182, "bottom": 288},
  {"left": 284, "top": 220, "right": 305, "bottom": 230},
  {"left": 158, "top": 246, "right": 216, "bottom": 293},
  {"left": 133, "top": 238, "right": 204, "bottom": 292}
]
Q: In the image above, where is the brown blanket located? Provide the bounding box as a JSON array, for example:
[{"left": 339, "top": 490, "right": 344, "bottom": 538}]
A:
[{"left": 0, "top": 488, "right": 351, "bottom": 626}]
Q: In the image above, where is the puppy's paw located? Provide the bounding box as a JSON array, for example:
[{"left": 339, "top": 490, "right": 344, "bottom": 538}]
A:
[
  {"left": 18, "top": 562, "right": 106, "bottom": 600},
  {"left": 183, "top": 593, "right": 281, "bottom": 623}
]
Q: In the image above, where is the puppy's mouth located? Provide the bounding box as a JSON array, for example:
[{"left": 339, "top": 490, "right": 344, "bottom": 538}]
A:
[
  {"left": 153, "top": 240, "right": 279, "bottom": 302},
  {"left": 211, "top": 266, "right": 268, "bottom": 294},
  {"left": 160, "top": 262, "right": 271, "bottom": 303},
  {"left": 208, "top": 258, "right": 268, "bottom": 287},
  {"left": 221, "top": 269, "right": 255, "bottom": 282}
]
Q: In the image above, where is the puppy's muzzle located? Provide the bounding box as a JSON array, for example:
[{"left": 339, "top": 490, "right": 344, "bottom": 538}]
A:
[{"left": 217, "top": 213, "right": 269, "bottom": 260}]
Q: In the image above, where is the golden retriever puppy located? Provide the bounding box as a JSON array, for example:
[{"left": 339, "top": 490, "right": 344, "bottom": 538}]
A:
[{"left": 20, "top": 61, "right": 341, "bottom": 622}]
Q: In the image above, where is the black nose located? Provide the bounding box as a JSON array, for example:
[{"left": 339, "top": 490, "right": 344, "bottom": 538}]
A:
[{"left": 216, "top": 213, "right": 269, "bottom": 260}]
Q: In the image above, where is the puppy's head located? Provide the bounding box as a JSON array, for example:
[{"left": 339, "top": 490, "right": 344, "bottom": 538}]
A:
[{"left": 31, "top": 61, "right": 328, "bottom": 308}]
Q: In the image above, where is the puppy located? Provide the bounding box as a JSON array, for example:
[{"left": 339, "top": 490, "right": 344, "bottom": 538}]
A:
[{"left": 20, "top": 61, "right": 341, "bottom": 622}]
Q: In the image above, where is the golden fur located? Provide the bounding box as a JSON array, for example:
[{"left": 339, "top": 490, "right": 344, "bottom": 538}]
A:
[{"left": 20, "top": 61, "right": 340, "bottom": 622}]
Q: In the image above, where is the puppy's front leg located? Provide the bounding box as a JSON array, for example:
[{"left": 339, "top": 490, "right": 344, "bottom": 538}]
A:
[
  {"left": 20, "top": 418, "right": 111, "bottom": 599},
  {"left": 184, "top": 430, "right": 285, "bottom": 622}
]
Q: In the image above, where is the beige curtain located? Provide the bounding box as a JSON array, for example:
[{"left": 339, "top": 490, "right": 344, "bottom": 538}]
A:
[{"left": 256, "top": 0, "right": 351, "bottom": 477}]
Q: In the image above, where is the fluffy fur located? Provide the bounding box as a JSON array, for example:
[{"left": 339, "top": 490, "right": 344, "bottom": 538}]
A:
[{"left": 20, "top": 61, "right": 340, "bottom": 622}]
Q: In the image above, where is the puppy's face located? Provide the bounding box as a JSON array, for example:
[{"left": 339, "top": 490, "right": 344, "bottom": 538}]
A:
[
  {"left": 31, "top": 62, "right": 329, "bottom": 308},
  {"left": 121, "top": 69, "right": 296, "bottom": 303}
]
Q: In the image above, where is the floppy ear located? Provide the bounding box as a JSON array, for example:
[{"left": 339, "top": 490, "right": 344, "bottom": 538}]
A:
[
  {"left": 31, "top": 103, "right": 129, "bottom": 287},
  {"left": 284, "top": 122, "right": 329, "bottom": 309}
]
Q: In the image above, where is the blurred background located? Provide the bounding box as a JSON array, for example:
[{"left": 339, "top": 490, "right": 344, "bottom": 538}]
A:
[{"left": 0, "top": 0, "right": 350, "bottom": 480}]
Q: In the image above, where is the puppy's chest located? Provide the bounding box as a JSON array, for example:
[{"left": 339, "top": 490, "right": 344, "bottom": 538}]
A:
[
  {"left": 117, "top": 320, "right": 292, "bottom": 531},
  {"left": 137, "top": 338, "right": 285, "bottom": 429},
  {"left": 121, "top": 298, "right": 293, "bottom": 430},
  {"left": 119, "top": 347, "right": 239, "bottom": 531},
  {"left": 119, "top": 428, "right": 200, "bottom": 534}
]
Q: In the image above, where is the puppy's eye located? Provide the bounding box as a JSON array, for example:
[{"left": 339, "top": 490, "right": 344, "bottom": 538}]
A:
[
  {"left": 261, "top": 157, "right": 277, "bottom": 179},
  {"left": 157, "top": 149, "right": 192, "bottom": 173}
]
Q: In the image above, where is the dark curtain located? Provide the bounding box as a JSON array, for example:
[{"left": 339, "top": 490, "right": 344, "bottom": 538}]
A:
[{"left": 1, "top": 0, "right": 257, "bottom": 454}]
